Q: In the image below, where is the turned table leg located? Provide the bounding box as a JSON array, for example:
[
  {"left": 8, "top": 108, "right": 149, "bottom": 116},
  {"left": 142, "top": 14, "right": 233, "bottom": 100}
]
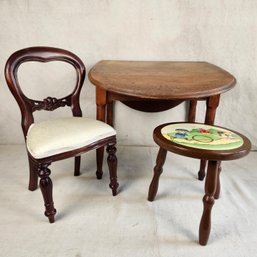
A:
[
  {"left": 198, "top": 95, "right": 221, "bottom": 181},
  {"left": 148, "top": 147, "right": 167, "bottom": 201},
  {"left": 199, "top": 160, "right": 220, "bottom": 245},
  {"left": 188, "top": 100, "right": 197, "bottom": 123},
  {"left": 96, "top": 87, "right": 107, "bottom": 179},
  {"left": 187, "top": 100, "right": 205, "bottom": 181}
]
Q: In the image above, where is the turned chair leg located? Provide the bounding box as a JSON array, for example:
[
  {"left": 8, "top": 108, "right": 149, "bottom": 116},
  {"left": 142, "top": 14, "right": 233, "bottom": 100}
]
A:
[
  {"left": 148, "top": 147, "right": 167, "bottom": 201},
  {"left": 96, "top": 147, "right": 104, "bottom": 179},
  {"left": 199, "top": 160, "right": 220, "bottom": 245},
  {"left": 74, "top": 156, "right": 81, "bottom": 176},
  {"left": 28, "top": 155, "right": 38, "bottom": 191},
  {"left": 106, "top": 143, "right": 119, "bottom": 196},
  {"left": 37, "top": 163, "right": 57, "bottom": 223}
]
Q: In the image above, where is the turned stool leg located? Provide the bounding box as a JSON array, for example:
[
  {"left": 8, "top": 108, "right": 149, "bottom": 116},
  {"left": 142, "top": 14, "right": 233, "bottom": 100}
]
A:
[
  {"left": 199, "top": 160, "right": 220, "bottom": 245},
  {"left": 74, "top": 156, "right": 81, "bottom": 176},
  {"left": 198, "top": 160, "right": 207, "bottom": 181},
  {"left": 148, "top": 147, "right": 167, "bottom": 201},
  {"left": 214, "top": 162, "right": 222, "bottom": 200}
]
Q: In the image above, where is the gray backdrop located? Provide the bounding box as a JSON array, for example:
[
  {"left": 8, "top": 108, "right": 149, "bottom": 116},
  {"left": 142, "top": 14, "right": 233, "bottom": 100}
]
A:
[{"left": 0, "top": 0, "right": 256, "bottom": 149}]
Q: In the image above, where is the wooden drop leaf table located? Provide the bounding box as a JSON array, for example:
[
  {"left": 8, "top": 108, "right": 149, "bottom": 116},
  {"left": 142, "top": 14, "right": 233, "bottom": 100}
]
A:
[{"left": 89, "top": 60, "right": 236, "bottom": 179}]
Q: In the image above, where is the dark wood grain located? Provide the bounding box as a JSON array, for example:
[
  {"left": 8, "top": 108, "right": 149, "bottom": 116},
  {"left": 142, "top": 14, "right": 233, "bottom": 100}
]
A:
[
  {"left": 148, "top": 122, "right": 251, "bottom": 245},
  {"left": 5, "top": 47, "right": 119, "bottom": 223},
  {"left": 89, "top": 60, "right": 236, "bottom": 182}
]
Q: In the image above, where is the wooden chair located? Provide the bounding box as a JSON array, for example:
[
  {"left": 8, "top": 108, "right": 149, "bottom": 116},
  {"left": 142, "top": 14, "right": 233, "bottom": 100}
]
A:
[
  {"left": 5, "top": 46, "right": 119, "bottom": 223},
  {"left": 148, "top": 122, "right": 251, "bottom": 245}
]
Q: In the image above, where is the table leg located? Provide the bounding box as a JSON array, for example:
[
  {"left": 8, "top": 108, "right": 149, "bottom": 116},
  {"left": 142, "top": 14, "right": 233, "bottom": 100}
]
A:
[
  {"left": 205, "top": 95, "right": 220, "bottom": 125},
  {"left": 96, "top": 88, "right": 107, "bottom": 179},
  {"left": 107, "top": 101, "right": 114, "bottom": 127},
  {"left": 198, "top": 95, "right": 220, "bottom": 180},
  {"left": 188, "top": 100, "right": 205, "bottom": 180},
  {"left": 188, "top": 100, "right": 197, "bottom": 122}
]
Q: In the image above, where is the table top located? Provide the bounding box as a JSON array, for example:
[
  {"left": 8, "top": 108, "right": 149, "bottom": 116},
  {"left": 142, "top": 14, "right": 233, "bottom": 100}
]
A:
[{"left": 89, "top": 60, "right": 236, "bottom": 100}]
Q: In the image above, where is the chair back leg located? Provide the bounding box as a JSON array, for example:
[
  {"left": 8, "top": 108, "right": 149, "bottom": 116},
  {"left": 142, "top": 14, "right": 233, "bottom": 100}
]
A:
[{"left": 28, "top": 155, "right": 38, "bottom": 191}]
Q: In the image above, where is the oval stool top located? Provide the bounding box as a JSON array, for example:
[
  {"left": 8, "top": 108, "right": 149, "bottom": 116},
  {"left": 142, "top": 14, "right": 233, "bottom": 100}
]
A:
[{"left": 154, "top": 122, "right": 251, "bottom": 161}]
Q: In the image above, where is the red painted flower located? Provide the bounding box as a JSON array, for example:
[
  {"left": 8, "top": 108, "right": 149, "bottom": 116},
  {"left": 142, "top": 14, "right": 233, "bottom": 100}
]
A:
[{"left": 198, "top": 128, "right": 209, "bottom": 133}]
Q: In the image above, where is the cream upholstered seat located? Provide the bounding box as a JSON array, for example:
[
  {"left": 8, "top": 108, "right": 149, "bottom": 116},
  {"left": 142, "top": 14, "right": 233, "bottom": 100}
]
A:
[
  {"left": 27, "top": 117, "right": 116, "bottom": 159},
  {"left": 5, "top": 47, "right": 119, "bottom": 223}
]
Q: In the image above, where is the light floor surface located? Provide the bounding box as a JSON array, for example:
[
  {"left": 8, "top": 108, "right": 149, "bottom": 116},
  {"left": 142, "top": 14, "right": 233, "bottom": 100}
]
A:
[{"left": 0, "top": 145, "right": 256, "bottom": 257}]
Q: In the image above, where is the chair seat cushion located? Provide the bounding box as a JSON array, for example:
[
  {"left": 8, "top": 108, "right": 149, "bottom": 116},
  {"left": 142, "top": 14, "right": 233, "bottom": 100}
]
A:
[
  {"left": 161, "top": 123, "right": 244, "bottom": 150},
  {"left": 26, "top": 117, "right": 116, "bottom": 159}
]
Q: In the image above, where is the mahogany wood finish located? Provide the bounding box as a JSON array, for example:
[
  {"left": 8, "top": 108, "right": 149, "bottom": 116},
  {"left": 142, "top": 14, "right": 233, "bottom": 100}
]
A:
[
  {"left": 5, "top": 47, "right": 119, "bottom": 223},
  {"left": 89, "top": 60, "right": 236, "bottom": 178},
  {"left": 148, "top": 122, "right": 251, "bottom": 245}
]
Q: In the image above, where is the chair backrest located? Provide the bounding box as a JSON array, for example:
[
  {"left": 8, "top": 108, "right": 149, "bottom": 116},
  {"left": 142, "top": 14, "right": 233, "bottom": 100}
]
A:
[{"left": 5, "top": 46, "right": 86, "bottom": 139}]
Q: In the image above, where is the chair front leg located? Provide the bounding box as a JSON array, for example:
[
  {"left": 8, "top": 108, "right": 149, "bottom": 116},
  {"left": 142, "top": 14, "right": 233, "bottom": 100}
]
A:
[
  {"left": 106, "top": 143, "right": 118, "bottom": 196},
  {"left": 199, "top": 160, "right": 220, "bottom": 245},
  {"left": 37, "top": 162, "right": 57, "bottom": 223}
]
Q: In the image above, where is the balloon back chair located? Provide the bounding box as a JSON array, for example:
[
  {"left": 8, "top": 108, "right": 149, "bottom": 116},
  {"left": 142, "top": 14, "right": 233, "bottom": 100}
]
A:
[{"left": 5, "top": 47, "right": 119, "bottom": 223}]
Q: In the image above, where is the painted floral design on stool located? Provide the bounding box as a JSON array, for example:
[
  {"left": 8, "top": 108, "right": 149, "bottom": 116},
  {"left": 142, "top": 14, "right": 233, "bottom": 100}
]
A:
[{"left": 161, "top": 123, "right": 244, "bottom": 150}]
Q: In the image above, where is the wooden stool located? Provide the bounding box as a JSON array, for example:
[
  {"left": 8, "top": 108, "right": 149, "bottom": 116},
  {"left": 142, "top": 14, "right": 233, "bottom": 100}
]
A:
[{"left": 147, "top": 122, "right": 251, "bottom": 245}]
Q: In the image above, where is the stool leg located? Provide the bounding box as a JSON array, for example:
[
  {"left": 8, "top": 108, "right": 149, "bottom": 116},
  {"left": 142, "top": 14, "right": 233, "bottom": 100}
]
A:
[
  {"left": 74, "top": 156, "right": 81, "bottom": 176},
  {"left": 199, "top": 160, "right": 219, "bottom": 245},
  {"left": 214, "top": 162, "right": 222, "bottom": 200},
  {"left": 198, "top": 160, "right": 207, "bottom": 181},
  {"left": 148, "top": 147, "right": 167, "bottom": 201}
]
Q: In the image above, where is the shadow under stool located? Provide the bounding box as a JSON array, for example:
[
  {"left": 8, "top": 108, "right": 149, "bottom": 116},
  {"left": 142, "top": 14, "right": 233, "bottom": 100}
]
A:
[{"left": 147, "top": 122, "right": 251, "bottom": 245}]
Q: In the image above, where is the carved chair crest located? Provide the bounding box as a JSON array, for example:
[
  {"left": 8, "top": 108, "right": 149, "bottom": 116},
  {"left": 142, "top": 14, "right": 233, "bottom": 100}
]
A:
[{"left": 5, "top": 47, "right": 86, "bottom": 138}]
